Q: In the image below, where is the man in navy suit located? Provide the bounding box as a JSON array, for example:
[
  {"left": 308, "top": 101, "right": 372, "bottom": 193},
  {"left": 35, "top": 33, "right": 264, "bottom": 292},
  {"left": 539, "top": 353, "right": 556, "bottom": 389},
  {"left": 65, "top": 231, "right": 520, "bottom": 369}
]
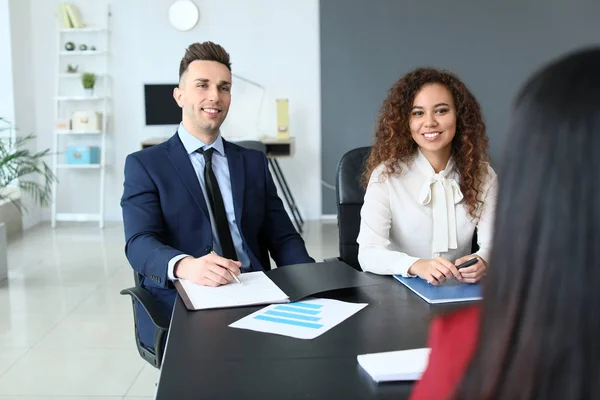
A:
[{"left": 121, "top": 41, "right": 314, "bottom": 349}]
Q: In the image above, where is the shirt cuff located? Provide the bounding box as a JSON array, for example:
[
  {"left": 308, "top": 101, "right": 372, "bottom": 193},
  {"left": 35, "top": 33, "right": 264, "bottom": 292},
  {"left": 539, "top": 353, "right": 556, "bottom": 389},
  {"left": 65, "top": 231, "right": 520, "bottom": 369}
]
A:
[
  {"left": 475, "top": 249, "right": 490, "bottom": 266},
  {"left": 403, "top": 258, "right": 420, "bottom": 278},
  {"left": 168, "top": 254, "right": 190, "bottom": 280}
]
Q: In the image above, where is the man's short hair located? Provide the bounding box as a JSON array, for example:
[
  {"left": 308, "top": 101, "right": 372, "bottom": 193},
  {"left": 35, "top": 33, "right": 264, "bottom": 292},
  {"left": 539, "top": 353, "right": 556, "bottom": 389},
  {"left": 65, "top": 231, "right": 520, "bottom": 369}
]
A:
[{"left": 178, "top": 41, "right": 232, "bottom": 82}]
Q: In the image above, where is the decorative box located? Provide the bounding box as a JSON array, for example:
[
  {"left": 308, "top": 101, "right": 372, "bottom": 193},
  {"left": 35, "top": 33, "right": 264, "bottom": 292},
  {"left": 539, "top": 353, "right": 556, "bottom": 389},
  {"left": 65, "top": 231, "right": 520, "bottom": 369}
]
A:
[
  {"left": 65, "top": 145, "right": 100, "bottom": 164},
  {"left": 71, "top": 111, "right": 102, "bottom": 131}
]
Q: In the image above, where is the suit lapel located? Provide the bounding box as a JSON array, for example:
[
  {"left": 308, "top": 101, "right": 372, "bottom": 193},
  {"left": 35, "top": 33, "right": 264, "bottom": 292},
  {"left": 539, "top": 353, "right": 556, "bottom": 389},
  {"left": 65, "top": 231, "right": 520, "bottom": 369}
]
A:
[
  {"left": 165, "top": 134, "right": 210, "bottom": 221},
  {"left": 224, "top": 140, "right": 245, "bottom": 228}
]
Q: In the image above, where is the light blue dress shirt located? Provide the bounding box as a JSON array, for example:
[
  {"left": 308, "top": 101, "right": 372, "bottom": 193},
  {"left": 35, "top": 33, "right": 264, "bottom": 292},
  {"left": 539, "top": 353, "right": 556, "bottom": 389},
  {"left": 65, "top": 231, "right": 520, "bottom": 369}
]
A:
[{"left": 167, "top": 123, "right": 251, "bottom": 279}]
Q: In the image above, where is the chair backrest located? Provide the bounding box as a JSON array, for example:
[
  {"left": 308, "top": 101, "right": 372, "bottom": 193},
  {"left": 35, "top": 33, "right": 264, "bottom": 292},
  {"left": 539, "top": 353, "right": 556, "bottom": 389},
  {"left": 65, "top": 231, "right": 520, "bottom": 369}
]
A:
[
  {"left": 336, "top": 146, "right": 371, "bottom": 270},
  {"left": 233, "top": 140, "right": 267, "bottom": 154}
]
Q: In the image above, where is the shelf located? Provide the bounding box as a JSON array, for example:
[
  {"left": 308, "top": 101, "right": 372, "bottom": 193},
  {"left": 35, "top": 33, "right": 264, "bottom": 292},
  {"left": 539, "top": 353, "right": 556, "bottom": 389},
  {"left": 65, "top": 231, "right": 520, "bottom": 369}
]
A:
[
  {"left": 59, "top": 28, "right": 107, "bottom": 33},
  {"left": 55, "top": 96, "right": 108, "bottom": 101},
  {"left": 55, "top": 130, "right": 102, "bottom": 135},
  {"left": 59, "top": 73, "right": 105, "bottom": 79},
  {"left": 55, "top": 213, "right": 101, "bottom": 222},
  {"left": 52, "top": 4, "right": 109, "bottom": 230},
  {"left": 59, "top": 50, "right": 107, "bottom": 56},
  {"left": 56, "top": 164, "right": 101, "bottom": 169}
]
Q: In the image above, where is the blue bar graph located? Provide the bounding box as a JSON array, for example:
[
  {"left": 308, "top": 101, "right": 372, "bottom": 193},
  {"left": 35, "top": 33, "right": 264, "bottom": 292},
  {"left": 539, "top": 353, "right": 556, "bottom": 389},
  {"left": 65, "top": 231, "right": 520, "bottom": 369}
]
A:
[
  {"left": 274, "top": 305, "right": 321, "bottom": 315},
  {"left": 265, "top": 310, "right": 321, "bottom": 321},
  {"left": 288, "top": 301, "right": 323, "bottom": 310},
  {"left": 254, "top": 301, "right": 324, "bottom": 329},
  {"left": 254, "top": 315, "right": 323, "bottom": 329}
]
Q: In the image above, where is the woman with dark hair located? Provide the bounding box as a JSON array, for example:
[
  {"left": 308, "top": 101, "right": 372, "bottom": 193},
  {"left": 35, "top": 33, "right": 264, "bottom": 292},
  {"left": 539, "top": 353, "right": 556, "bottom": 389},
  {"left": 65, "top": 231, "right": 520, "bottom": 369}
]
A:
[
  {"left": 410, "top": 47, "right": 600, "bottom": 399},
  {"left": 357, "top": 68, "right": 497, "bottom": 284}
]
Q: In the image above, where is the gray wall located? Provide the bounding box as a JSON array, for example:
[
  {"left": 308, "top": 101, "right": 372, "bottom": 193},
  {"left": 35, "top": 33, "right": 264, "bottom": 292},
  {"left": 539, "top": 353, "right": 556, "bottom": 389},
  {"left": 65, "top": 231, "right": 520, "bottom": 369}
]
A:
[{"left": 320, "top": 0, "right": 600, "bottom": 214}]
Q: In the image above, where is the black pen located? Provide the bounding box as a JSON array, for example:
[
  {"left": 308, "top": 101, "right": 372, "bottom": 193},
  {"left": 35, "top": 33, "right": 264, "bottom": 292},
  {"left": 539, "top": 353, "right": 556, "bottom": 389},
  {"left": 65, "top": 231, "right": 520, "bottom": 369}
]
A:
[{"left": 456, "top": 257, "right": 478, "bottom": 270}]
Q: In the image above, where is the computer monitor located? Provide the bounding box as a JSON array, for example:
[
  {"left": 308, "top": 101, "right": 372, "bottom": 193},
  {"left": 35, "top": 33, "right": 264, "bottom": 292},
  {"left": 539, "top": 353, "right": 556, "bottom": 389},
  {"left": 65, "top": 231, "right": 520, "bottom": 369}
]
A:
[{"left": 144, "top": 84, "right": 181, "bottom": 125}]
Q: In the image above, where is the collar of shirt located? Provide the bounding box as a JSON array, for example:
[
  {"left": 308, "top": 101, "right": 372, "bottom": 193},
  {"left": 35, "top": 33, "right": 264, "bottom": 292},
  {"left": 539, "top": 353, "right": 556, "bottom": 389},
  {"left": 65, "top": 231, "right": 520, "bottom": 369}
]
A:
[
  {"left": 177, "top": 122, "right": 225, "bottom": 157},
  {"left": 413, "top": 147, "right": 456, "bottom": 178}
]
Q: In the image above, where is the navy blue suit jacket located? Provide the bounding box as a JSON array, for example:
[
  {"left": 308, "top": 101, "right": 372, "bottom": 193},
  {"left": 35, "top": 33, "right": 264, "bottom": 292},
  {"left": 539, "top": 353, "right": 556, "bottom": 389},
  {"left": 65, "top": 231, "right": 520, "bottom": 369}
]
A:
[{"left": 121, "top": 133, "right": 314, "bottom": 347}]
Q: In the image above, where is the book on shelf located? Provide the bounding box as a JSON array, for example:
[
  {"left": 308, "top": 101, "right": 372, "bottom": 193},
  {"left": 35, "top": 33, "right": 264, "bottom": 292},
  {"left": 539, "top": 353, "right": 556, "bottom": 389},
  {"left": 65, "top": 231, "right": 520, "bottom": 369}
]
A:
[
  {"left": 58, "top": 3, "right": 71, "bottom": 28},
  {"left": 57, "top": 3, "right": 85, "bottom": 29}
]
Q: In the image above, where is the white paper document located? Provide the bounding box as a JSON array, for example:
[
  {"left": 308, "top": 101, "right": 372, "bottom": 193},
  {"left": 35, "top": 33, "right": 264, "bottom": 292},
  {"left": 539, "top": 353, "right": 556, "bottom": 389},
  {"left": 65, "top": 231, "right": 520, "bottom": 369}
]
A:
[
  {"left": 229, "top": 298, "right": 368, "bottom": 339},
  {"left": 357, "top": 348, "right": 431, "bottom": 382},
  {"left": 178, "top": 271, "right": 289, "bottom": 310}
]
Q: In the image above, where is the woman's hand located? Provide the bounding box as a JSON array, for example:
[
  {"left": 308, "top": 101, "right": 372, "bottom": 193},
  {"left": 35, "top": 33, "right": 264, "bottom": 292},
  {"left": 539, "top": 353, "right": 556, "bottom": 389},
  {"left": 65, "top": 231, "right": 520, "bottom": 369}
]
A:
[
  {"left": 408, "top": 257, "right": 463, "bottom": 285},
  {"left": 455, "top": 254, "right": 487, "bottom": 283}
]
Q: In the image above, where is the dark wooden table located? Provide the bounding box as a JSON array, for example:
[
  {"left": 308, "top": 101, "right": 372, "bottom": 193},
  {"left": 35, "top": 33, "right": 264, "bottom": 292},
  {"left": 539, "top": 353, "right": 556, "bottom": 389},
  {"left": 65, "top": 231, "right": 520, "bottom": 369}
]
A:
[{"left": 156, "top": 274, "right": 456, "bottom": 400}]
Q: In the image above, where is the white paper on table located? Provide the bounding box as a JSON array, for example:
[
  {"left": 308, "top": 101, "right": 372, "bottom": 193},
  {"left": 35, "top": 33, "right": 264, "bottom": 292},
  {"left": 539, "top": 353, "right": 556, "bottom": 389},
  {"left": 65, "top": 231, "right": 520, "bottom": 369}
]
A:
[
  {"left": 357, "top": 348, "right": 431, "bottom": 382},
  {"left": 229, "top": 297, "right": 368, "bottom": 339},
  {"left": 178, "top": 271, "right": 289, "bottom": 310}
]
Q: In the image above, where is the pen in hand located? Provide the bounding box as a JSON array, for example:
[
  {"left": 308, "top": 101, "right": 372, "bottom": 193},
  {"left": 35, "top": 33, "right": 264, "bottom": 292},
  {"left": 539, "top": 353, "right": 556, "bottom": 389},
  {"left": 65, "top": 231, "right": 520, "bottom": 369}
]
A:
[
  {"left": 210, "top": 251, "right": 241, "bottom": 284},
  {"left": 456, "top": 257, "right": 479, "bottom": 270}
]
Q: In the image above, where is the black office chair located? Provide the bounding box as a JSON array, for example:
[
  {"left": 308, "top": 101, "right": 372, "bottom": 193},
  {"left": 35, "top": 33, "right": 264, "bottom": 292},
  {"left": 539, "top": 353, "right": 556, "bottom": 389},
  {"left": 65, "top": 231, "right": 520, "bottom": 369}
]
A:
[
  {"left": 120, "top": 273, "right": 169, "bottom": 368},
  {"left": 335, "top": 147, "right": 372, "bottom": 270},
  {"left": 334, "top": 146, "right": 478, "bottom": 271}
]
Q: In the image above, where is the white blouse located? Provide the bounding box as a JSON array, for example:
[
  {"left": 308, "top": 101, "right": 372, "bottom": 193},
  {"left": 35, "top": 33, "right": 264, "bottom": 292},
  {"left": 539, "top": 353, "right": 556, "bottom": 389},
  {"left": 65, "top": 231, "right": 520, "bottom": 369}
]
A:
[{"left": 357, "top": 149, "right": 498, "bottom": 277}]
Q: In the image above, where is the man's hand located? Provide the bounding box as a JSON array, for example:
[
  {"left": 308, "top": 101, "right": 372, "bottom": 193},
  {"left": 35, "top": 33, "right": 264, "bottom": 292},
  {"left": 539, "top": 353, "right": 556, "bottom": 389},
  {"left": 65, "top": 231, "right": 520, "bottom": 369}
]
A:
[
  {"left": 174, "top": 253, "right": 241, "bottom": 287},
  {"left": 455, "top": 254, "right": 487, "bottom": 283},
  {"left": 407, "top": 257, "right": 463, "bottom": 285}
]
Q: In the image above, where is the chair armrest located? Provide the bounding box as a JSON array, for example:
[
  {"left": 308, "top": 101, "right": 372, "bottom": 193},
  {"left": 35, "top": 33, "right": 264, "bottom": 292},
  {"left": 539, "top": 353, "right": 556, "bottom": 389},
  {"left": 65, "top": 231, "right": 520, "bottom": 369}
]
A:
[{"left": 120, "top": 286, "right": 169, "bottom": 331}]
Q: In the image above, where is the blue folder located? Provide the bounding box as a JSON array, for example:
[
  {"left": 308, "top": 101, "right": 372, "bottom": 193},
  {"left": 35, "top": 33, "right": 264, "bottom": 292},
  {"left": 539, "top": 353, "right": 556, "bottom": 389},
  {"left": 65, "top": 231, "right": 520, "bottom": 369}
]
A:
[{"left": 393, "top": 275, "right": 482, "bottom": 304}]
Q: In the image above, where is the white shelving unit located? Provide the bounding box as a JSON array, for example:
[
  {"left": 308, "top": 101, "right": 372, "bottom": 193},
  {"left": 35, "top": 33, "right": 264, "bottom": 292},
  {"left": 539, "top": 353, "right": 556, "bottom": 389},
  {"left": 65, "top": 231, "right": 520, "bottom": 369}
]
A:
[
  {"left": 51, "top": 4, "right": 111, "bottom": 228},
  {"left": 59, "top": 27, "right": 107, "bottom": 33},
  {"left": 55, "top": 96, "right": 108, "bottom": 101},
  {"left": 58, "top": 50, "right": 108, "bottom": 56}
]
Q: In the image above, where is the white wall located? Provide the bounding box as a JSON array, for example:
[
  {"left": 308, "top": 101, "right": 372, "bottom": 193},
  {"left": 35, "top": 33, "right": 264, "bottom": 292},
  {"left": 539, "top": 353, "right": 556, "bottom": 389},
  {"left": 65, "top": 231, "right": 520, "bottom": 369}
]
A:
[
  {"left": 25, "top": 0, "right": 321, "bottom": 222},
  {"left": 9, "top": 0, "right": 40, "bottom": 230},
  {"left": 0, "top": 0, "right": 23, "bottom": 238},
  {"left": 0, "top": 0, "right": 15, "bottom": 125}
]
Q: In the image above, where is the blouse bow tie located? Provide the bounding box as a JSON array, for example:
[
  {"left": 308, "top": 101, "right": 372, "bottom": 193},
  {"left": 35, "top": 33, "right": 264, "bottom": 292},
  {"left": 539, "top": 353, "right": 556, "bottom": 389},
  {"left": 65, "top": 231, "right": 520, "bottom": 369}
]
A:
[{"left": 418, "top": 173, "right": 464, "bottom": 254}]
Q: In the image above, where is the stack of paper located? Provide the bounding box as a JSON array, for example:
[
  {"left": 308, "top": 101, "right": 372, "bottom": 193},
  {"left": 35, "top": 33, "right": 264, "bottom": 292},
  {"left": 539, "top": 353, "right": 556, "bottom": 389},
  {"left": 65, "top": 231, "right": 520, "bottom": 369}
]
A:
[
  {"left": 357, "top": 348, "right": 431, "bottom": 382},
  {"left": 175, "top": 271, "right": 290, "bottom": 310}
]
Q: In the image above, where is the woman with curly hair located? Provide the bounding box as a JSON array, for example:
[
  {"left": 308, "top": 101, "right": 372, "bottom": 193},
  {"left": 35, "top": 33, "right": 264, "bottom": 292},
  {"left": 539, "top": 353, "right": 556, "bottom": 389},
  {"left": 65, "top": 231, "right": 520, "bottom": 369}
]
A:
[{"left": 357, "top": 68, "right": 497, "bottom": 284}]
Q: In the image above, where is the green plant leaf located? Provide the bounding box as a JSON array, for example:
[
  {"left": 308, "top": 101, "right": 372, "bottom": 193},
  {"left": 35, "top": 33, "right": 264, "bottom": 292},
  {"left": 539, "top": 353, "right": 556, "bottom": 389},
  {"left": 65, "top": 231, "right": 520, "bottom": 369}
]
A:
[{"left": 0, "top": 123, "right": 57, "bottom": 215}]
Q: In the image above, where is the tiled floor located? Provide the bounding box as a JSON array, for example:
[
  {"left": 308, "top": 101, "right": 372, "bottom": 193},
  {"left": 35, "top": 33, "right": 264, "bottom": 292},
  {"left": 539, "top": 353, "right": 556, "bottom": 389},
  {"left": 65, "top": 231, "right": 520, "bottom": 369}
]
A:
[{"left": 0, "top": 220, "right": 339, "bottom": 399}]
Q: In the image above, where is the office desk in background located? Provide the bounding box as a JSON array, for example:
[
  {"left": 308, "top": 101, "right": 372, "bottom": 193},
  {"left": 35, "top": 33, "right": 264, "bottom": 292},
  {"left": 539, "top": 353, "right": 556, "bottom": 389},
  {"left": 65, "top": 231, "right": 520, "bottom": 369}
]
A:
[
  {"left": 140, "top": 136, "right": 294, "bottom": 157},
  {"left": 156, "top": 274, "right": 446, "bottom": 400},
  {"left": 140, "top": 136, "right": 304, "bottom": 233}
]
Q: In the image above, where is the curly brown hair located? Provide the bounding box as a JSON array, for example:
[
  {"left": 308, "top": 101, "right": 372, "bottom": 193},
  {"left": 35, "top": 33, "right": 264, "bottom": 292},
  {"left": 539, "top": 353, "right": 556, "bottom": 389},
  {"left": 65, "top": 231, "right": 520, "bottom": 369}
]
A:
[{"left": 362, "top": 67, "right": 490, "bottom": 219}]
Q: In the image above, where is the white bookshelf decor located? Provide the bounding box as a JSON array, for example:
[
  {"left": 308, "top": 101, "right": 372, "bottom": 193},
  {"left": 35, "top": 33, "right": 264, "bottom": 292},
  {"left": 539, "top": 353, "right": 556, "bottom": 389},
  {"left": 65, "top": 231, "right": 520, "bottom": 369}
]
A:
[{"left": 51, "top": 2, "right": 111, "bottom": 228}]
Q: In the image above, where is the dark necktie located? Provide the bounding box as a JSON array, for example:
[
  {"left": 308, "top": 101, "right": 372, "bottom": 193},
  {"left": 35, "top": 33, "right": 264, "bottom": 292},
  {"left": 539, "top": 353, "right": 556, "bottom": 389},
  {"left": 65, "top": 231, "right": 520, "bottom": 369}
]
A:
[{"left": 197, "top": 148, "right": 238, "bottom": 261}]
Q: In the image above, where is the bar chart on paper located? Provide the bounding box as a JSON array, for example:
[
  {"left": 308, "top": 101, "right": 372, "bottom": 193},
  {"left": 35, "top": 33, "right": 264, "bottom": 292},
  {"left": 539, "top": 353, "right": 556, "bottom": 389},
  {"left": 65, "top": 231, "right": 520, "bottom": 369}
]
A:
[
  {"left": 229, "top": 298, "right": 368, "bottom": 339},
  {"left": 255, "top": 302, "right": 325, "bottom": 329}
]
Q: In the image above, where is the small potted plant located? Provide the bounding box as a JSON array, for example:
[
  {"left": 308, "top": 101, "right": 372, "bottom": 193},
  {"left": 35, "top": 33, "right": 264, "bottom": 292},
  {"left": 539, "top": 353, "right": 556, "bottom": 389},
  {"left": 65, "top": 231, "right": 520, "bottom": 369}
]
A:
[{"left": 82, "top": 72, "right": 96, "bottom": 97}]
